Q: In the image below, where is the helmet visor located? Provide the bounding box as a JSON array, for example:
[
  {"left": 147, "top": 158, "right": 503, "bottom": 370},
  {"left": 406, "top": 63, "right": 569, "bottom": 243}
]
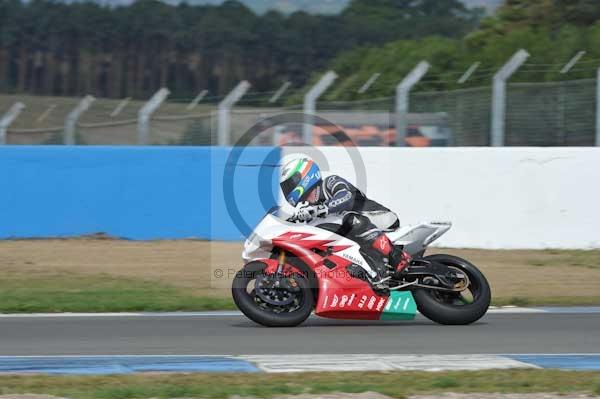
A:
[{"left": 280, "top": 172, "right": 302, "bottom": 199}]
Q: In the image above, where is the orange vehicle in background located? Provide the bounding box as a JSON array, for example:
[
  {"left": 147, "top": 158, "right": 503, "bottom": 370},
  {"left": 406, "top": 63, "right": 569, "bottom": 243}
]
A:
[{"left": 277, "top": 124, "right": 433, "bottom": 147}]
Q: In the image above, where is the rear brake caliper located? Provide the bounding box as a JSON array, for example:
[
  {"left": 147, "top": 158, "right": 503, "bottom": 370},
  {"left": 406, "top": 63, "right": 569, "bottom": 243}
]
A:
[
  {"left": 406, "top": 260, "right": 468, "bottom": 291},
  {"left": 436, "top": 269, "right": 468, "bottom": 290}
]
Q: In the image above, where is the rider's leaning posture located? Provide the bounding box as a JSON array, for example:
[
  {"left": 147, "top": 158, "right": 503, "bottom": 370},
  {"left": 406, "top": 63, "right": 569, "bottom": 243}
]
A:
[{"left": 279, "top": 156, "right": 410, "bottom": 290}]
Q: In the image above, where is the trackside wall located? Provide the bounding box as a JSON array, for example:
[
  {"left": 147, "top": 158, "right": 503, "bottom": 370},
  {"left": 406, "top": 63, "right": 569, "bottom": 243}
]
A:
[
  {"left": 282, "top": 147, "right": 600, "bottom": 249},
  {"left": 0, "top": 146, "right": 279, "bottom": 240}
]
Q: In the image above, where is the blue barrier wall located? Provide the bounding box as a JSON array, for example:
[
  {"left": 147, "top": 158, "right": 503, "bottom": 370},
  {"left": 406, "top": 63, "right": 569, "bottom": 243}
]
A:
[{"left": 0, "top": 146, "right": 280, "bottom": 240}]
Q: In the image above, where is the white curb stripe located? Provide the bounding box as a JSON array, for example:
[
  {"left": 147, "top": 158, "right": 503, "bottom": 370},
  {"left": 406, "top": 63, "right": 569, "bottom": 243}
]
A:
[{"left": 238, "top": 355, "right": 539, "bottom": 373}]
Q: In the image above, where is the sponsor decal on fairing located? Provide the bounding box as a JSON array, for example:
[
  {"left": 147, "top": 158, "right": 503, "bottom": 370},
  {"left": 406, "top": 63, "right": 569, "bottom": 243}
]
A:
[
  {"left": 339, "top": 295, "right": 349, "bottom": 308},
  {"left": 348, "top": 293, "right": 356, "bottom": 306},
  {"left": 330, "top": 294, "right": 339, "bottom": 308},
  {"left": 376, "top": 297, "right": 386, "bottom": 311},
  {"left": 358, "top": 295, "right": 368, "bottom": 309},
  {"left": 367, "top": 296, "right": 376, "bottom": 310}
]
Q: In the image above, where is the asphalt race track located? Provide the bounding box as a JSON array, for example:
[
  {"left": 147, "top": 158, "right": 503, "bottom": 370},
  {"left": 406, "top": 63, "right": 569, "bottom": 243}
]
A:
[{"left": 0, "top": 309, "right": 598, "bottom": 356}]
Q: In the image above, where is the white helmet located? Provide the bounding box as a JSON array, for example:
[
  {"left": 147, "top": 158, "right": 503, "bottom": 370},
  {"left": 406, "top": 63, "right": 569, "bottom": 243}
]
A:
[{"left": 279, "top": 156, "right": 322, "bottom": 206}]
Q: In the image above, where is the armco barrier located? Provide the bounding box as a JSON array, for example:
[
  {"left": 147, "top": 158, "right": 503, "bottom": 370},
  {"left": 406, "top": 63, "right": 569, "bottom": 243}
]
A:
[
  {"left": 0, "top": 146, "right": 279, "bottom": 240},
  {"left": 282, "top": 147, "right": 600, "bottom": 249}
]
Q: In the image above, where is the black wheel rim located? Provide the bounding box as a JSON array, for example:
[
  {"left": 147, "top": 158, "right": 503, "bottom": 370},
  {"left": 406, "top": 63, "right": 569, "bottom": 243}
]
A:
[
  {"left": 244, "top": 273, "right": 306, "bottom": 314},
  {"left": 429, "top": 265, "right": 481, "bottom": 307}
]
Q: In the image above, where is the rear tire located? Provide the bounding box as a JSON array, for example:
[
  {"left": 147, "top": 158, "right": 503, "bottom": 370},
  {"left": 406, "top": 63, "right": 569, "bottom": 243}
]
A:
[
  {"left": 412, "top": 254, "right": 491, "bottom": 325},
  {"left": 232, "top": 261, "right": 314, "bottom": 327}
]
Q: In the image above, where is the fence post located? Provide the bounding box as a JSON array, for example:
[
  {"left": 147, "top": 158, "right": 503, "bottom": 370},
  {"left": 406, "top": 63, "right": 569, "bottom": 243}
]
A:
[
  {"left": 36, "top": 104, "right": 56, "bottom": 123},
  {"left": 110, "top": 97, "right": 131, "bottom": 117},
  {"left": 217, "top": 81, "right": 251, "bottom": 146},
  {"left": 596, "top": 68, "right": 600, "bottom": 146},
  {"left": 303, "top": 71, "right": 337, "bottom": 144},
  {"left": 187, "top": 90, "right": 208, "bottom": 110},
  {"left": 138, "top": 88, "right": 170, "bottom": 145},
  {"left": 490, "top": 49, "right": 529, "bottom": 147},
  {"left": 64, "top": 95, "right": 95, "bottom": 145},
  {"left": 560, "top": 51, "right": 586, "bottom": 74},
  {"left": 395, "top": 61, "right": 429, "bottom": 147},
  {"left": 556, "top": 51, "right": 586, "bottom": 145},
  {"left": 269, "top": 81, "right": 291, "bottom": 104},
  {"left": 458, "top": 62, "right": 480, "bottom": 84},
  {"left": 358, "top": 73, "right": 381, "bottom": 94},
  {"left": 0, "top": 102, "right": 25, "bottom": 145}
]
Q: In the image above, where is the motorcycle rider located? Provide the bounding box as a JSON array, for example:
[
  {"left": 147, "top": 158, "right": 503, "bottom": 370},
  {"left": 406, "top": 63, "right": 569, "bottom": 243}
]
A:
[{"left": 279, "top": 155, "right": 411, "bottom": 291}]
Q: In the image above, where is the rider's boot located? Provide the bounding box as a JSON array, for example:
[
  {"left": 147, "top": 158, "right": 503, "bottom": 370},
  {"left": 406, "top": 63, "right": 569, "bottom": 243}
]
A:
[
  {"left": 366, "top": 234, "right": 396, "bottom": 293},
  {"left": 388, "top": 244, "right": 412, "bottom": 277},
  {"left": 367, "top": 235, "right": 413, "bottom": 290}
]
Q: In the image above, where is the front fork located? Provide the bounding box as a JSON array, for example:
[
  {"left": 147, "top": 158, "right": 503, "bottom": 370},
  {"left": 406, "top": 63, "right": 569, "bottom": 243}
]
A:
[
  {"left": 274, "top": 249, "right": 300, "bottom": 292},
  {"left": 277, "top": 249, "right": 286, "bottom": 274}
]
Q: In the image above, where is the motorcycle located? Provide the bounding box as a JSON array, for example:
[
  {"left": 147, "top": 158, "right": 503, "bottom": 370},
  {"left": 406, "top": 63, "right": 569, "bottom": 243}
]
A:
[{"left": 232, "top": 207, "right": 491, "bottom": 327}]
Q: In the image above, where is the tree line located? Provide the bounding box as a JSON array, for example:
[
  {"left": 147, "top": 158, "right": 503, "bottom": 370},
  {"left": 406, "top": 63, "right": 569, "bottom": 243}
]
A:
[
  {"left": 321, "top": 0, "right": 600, "bottom": 100},
  {"left": 0, "top": 0, "right": 480, "bottom": 100}
]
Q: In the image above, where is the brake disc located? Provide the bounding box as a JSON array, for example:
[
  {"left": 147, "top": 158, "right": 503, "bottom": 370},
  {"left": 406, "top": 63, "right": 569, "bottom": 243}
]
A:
[{"left": 255, "top": 274, "right": 296, "bottom": 306}]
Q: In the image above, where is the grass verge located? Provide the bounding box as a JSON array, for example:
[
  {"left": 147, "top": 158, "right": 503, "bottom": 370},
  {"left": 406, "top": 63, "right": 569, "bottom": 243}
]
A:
[
  {"left": 0, "top": 273, "right": 236, "bottom": 313},
  {"left": 0, "top": 272, "right": 599, "bottom": 313},
  {"left": 1, "top": 239, "right": 600, "bottom": 312},
  {"left": 0, "top": 370, "right": 598, "bottom": 398}
]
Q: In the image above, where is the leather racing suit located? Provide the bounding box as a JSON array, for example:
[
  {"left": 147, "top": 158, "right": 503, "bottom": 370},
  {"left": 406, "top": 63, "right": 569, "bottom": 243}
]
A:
[{"left": 306, "top": 175, "right": 409, "bottom": 284}]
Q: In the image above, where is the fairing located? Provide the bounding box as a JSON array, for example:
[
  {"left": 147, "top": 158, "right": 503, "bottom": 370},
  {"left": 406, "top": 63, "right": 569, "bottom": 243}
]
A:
[{"left": 241, "top": 209, "right": 450, "bottom": 320}]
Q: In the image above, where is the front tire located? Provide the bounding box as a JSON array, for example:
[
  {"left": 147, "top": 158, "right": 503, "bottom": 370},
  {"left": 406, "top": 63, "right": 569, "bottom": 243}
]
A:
[
  {"left": 412, "top": 254, "right": 491, "bottom": 325},
  {"left": 232, "top": 261, "right": 314, "bottom": 327}
]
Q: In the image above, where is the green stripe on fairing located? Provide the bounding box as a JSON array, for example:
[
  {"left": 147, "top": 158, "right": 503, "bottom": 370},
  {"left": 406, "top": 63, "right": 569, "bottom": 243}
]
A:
[{"left": 379, "top": 291, "right": 417, "bottom": 320}]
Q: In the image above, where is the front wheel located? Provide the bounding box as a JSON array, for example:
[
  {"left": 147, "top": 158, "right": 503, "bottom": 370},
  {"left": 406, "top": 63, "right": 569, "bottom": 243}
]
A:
[
  {"left": 412, "top": 254, "right": 491, "bottom": 325},
  {"left": 232, "top": 261, "right": 314, "bottom": 327}
]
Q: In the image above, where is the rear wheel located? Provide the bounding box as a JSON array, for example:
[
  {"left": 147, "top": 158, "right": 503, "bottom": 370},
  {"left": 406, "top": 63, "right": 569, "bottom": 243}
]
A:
[
  {"left": 412, "top": 254, "right": 491, "bottom": 325},
  {"left": 231, "top": 261, "right": 314, "bottom": 327}
]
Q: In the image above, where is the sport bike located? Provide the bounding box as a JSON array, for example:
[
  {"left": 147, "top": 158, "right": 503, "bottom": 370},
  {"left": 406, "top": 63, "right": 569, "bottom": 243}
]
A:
[{"left": 232, "top": 207, "right": 491, "bottom": 327}]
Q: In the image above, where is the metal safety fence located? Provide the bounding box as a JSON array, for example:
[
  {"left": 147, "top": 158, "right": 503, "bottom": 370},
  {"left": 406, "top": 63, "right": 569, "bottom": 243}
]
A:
[
  {"left": 1, "top": 74, "right": 600, "bottom": 147},
  {"left": 506, "top": 79, "right": 596, "bottom": 146},
  {"left": 411, "top": 86, "right": 491, "bottom": 146}
]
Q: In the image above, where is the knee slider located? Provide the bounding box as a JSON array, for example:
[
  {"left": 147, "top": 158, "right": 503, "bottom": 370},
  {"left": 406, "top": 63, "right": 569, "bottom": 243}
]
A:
[{"left": 342, "top": 213, "right": 370, "bottom": 229}]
